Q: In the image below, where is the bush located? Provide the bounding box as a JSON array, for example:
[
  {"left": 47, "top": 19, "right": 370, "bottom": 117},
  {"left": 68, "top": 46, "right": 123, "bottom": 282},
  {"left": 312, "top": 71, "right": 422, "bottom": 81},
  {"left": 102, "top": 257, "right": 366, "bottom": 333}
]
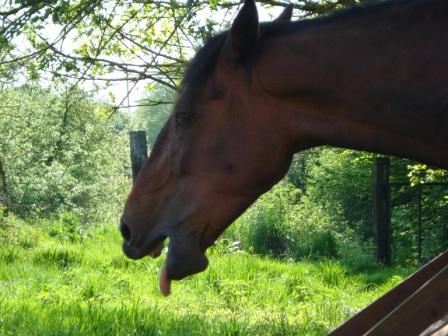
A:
[
  {"left": 228, "top": 183, "right": 342, "bottom": 260},
  {"left": 46, "top": 211, "right": 85, "bottom": 242},
  {"left": 338, "top": 239, "right": 378, "bottom": 273},
  {"left": 284, "top": 196, "right": 342, "bottom": 259},
  {"left": 0, "top": 212, "right": 35, "bottom": 246},
  {"left": 311, "top": 232, "right": 338, "bottom": 258},
  {"left": 228, "top": 182, "right": 299, "bottom": 258},
  {"left": 304, "top": 148, "right": 374, "bottom": 240}
]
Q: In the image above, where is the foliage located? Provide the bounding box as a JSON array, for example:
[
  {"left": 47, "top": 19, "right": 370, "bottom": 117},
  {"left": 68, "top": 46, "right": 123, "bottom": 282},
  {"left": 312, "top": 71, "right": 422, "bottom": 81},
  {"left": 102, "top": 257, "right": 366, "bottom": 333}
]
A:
[
  {"left": 285, "top": 196, "right": 341, "bottom": 259},
  {"left": 230, "top": 182, "right": 300, "bottom": 257},
  {"left": 228, "top": 182, "right": 341, "bottom": 260},
  {"left": 47, "top": 210, "right": 87, "bottom": 242},
  {"left": 0, "top": 0, "right": 363, "bottom": 106},
  {"left": 130, "top": 87, "right": 174, "bottom": 148},
  {"left": 391, "top": 183, "right": 448, "bottom": 265},
  {"left": 0, "top": 85, "right": 130, "bottom": 223},
  {"left": 0, "top": 217, "right": 415, "bottom": 336},
  {"left": 229, "top": 146, "right": 447, "bottom": 266},
  {"left": 397, "top": 163, "right": 448, "bottom": 263},
  {"left": 295, "top": 148, "right": 447, "bottom": 265},
  {"left": 304, "top": 148, "right": 374, "bottom": 240}
]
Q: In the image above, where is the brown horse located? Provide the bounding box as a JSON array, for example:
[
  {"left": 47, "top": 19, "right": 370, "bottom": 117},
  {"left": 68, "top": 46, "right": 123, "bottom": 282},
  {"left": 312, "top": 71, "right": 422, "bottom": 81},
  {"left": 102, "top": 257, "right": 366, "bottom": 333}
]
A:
[{"left": 121, "top": 0, "right": 448, "bottom": 295}]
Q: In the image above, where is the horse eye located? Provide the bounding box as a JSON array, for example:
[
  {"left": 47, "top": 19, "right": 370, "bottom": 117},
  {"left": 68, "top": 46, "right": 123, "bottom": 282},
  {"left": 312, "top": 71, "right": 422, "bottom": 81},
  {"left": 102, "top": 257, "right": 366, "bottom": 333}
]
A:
[
  {"left": 175, "top": 111, "right": 194, "bottom": 125},
  {"left": 210, "top": 85, "right": 226, "bottom": 99}
]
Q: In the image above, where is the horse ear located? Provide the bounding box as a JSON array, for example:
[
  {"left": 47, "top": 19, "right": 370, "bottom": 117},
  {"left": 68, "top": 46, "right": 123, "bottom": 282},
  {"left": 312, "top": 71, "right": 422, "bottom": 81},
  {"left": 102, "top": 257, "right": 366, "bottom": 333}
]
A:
[
  {"left": 274, "top": 4, "right": 293, "bottom": 22},
  {"left": 226, "top": 0, "right": 259, "bottom": 64}
]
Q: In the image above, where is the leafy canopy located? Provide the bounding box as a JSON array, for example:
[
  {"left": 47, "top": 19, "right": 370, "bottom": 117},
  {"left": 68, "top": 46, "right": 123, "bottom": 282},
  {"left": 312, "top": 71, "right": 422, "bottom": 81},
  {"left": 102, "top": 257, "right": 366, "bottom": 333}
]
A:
[{"left": 0, "top": 0, "right": 361, "bottom": 108}]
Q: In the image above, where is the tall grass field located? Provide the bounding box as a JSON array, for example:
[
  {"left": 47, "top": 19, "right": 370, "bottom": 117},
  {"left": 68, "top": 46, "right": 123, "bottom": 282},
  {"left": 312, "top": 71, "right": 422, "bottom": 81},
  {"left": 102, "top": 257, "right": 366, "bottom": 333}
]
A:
[{"left": 0, "top": 215, "right": 414, "bottom": 335}]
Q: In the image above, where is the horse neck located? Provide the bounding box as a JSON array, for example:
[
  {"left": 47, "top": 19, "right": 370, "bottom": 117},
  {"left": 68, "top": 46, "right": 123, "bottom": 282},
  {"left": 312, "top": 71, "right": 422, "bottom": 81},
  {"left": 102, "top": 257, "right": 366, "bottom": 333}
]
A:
[{"left": 256, "top": 0, "right": 448, "bottom": 169}]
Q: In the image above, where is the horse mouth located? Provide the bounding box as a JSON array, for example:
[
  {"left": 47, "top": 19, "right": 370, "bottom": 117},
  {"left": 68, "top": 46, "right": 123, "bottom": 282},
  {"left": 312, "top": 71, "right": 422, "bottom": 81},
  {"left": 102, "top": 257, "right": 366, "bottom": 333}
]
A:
[
  {"left": 149, "top": 240, "right": 164, "bottom": 258},
  {"left": 121, "top": 225, "right": 209, "bottom": 296},
  {"left": 122, "top": 235, "right": 166, "bottom": 260}
]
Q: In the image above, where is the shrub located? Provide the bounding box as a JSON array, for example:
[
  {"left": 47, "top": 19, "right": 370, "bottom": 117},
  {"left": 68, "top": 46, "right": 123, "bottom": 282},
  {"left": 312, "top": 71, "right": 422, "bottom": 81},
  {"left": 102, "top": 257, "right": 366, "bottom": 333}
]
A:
[
  {"left": 229, "top": 182, "right": 300, "bottom": 258},
  {"left": 0, "top": 212, "right": 39, "bottom": 247},
  {"left": 44, "top": 212, "right": 86, "bottom": 242},
  {"left": 228, "top": 183, "right": 343, "bottom": 260},
  {"left": 209, "top": 238, "right": 243, "bottom": 255},
  {"left": 311, "top": 231, "right": 338, "bottom": 258},
  {"left": 284, "top": 196, "right": 342, "bottom": 260},
  {"left": 304, "top": 148, "right": 374, "bottom": 240},
  {"left": 338, "top": 239, "right": 378, "bottom": 273}
]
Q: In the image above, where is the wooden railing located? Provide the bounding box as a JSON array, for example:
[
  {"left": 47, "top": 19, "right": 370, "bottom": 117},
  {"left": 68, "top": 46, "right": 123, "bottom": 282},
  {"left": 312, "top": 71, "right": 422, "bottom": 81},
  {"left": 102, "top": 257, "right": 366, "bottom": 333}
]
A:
[{"left": 329, "top": 250, "right": 448, "bottom": 336}]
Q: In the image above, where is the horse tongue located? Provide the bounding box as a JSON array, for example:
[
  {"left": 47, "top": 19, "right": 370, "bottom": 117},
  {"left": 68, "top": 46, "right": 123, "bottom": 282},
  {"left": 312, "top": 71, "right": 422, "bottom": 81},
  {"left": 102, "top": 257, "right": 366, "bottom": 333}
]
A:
[{"left": 159, "top": 262, "right": 171, "bottom": 296}]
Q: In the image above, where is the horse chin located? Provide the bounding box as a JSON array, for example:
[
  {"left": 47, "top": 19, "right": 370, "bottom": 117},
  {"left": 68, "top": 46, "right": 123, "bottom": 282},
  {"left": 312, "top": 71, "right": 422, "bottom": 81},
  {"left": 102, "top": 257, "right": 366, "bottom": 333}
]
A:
[
  {"left": 158, "top": 231, "right": 209, "bottom": 296},
  {"left": 165, "top": 233, "right": 209, "bottom": 281}
]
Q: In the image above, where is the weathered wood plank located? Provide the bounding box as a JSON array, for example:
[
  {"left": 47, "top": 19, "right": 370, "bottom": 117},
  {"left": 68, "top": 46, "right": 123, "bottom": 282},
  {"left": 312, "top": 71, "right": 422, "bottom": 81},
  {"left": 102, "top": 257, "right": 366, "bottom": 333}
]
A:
[
  {"left": 420, "top": 314, "right": 448, "bottom": 336},
  {"left": 328, "top": 250, "right": 448, "bottom": 336},
  {"left": 364, "top": 264, "right": 448, "bottom": 336}
]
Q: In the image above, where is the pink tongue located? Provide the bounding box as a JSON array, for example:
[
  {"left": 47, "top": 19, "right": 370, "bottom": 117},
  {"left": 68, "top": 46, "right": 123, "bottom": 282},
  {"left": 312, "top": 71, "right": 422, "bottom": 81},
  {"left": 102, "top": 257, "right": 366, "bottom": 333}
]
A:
[{"left": 159, "top": 263, "right": 171, "bottom": 296}]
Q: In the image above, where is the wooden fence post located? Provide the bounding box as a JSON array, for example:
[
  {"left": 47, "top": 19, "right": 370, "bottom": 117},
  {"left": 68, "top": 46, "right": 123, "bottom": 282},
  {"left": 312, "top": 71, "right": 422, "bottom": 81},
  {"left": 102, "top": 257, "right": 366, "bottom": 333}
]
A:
[
  {"left": 373, "top": 157, "right": 391, "bottom": 265},
  {"left": 0, "top": 158, "right": 10, "bottom": 214},
  {"left": 129, "top": 131, "right": 148, "bottom": 182},
  {"left": 417, "top": 183, "right": 423, "bottom": 263}
]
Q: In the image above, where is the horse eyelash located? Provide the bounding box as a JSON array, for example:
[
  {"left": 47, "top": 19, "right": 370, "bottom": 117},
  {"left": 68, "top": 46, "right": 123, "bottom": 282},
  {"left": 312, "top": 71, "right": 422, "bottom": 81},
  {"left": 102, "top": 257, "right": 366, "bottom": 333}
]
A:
[
  {"left": 175, "top": 111, "right": 194, "bottom": 125},
  {"left": 210, "top": 85, "right": 226, "bottom": 99}
]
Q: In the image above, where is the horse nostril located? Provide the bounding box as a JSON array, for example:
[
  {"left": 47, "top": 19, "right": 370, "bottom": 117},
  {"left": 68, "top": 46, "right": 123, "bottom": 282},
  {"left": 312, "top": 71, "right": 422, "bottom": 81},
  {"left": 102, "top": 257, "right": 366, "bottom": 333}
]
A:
[{"left": 120, "top": 219, "right": 131, "bottom": 242}]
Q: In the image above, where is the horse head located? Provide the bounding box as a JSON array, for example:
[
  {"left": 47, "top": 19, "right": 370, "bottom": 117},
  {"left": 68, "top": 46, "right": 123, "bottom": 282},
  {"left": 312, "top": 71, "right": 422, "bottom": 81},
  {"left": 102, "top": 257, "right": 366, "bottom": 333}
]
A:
[{"left": 120, "top": 1, "right": 297, "bottom": 294}]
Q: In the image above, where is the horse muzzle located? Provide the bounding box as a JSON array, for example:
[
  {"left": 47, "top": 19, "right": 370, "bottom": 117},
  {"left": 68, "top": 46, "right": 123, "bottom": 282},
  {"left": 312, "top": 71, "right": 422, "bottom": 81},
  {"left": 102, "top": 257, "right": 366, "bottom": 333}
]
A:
[{"left": 120, "top": 218, "right": 166, "bottom": 259}]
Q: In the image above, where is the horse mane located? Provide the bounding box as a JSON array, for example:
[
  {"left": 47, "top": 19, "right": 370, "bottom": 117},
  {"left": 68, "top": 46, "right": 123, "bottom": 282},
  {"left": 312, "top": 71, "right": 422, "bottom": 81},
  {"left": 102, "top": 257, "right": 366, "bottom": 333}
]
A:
[
  {"left": 177, "top": 32, "right": 227, "bottom": 120},
  {"left": 259, "top": 0, "right": 434, "bottom": 43},
  {"left": 181, "top": 33, "right": 227, "bottom": 91},
  {"left": 178, "top": 0, "right": 435, "bottom": 118}
]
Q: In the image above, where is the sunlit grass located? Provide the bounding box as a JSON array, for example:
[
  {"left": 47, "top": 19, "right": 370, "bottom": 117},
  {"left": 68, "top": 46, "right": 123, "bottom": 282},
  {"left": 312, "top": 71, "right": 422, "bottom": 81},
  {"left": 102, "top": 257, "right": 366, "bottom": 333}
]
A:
[{"left": 0, "top": 217, "right": 414, "bottom": 335}]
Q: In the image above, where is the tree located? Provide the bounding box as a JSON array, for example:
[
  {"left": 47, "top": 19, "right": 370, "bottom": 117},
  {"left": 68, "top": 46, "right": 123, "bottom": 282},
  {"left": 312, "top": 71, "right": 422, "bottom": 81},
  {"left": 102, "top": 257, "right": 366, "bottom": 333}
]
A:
[
  {"left": 0, "top": 0, "right": 361, "bottom": 109},
  {"left": 285, "top": 147, "right": 448, "bottom": 264},
  {"left": 0, "top": 85, "right": 130, "bottom": 222}
]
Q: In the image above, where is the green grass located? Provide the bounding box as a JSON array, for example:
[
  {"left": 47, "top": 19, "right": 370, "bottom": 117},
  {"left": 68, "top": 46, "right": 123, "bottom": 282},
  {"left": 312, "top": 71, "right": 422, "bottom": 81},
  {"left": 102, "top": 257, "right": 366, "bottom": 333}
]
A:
[{"left": 0, "top": 217, "right": 414, "bottom": 335}]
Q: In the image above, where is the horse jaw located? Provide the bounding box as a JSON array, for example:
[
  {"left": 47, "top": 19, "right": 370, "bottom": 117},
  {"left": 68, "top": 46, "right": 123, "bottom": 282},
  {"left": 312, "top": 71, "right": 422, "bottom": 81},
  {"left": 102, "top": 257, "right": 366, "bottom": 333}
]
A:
[{"left": 165, "top": 230, "right": 209, "bottom": 281}]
